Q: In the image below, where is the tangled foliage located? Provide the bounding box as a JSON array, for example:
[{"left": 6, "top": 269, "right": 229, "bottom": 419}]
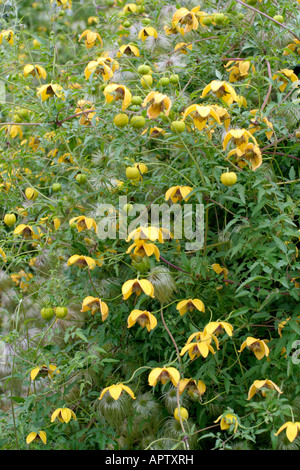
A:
[{"left": 0, "top": 0, "right": 300, "bottom": 451}]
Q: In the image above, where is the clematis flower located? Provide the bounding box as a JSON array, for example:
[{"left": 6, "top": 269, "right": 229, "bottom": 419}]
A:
[
  {"left": 99, "top": 383, "right": 136, "bottom": 400},
  {"left": 122, "top": 278, "right": 155, "bottom": 300},
  {"left": 201, "top": 80, "right": 238, "bottom": 105},
  {"left": 30, "top": 364, "right": 59, "bottom": 381},
  {"left": 165, "top": 185, "right": 193, "bottom": 203},
  {"left": 78, "top": 29, "right": 103, "bottom": 49},
  {"left": 239, "top": 337, "right": 269, "bottom": 360},
  {"left": 171, "top": 7, "right": 200, "bottom": 34},
  {"left": 227, "top": 142, "right": 262, "bottom": 171},
  {"left": 126, "top": 239, "right": 160, "bottom": 261},
  {"left": 249, "top": 109, "right": 274, "bottom": 140},
  {"left": 69, "top": 215, "right": 98, "bottom": 233},
  {"left": 223, "top": 128, "right": 258, "bottom": 153},
  {"left": 203, "top": 321, "right": 233, "bottom": 337},
  {"left": 138, "top": 27, "right": 158, "bottom": 41},
  {"left": 0, "top": 247, "right": 6, "bottom": 262},
  {"left": 67, "top": 255, "right": 97, "bottom": 270},
  {"left": 275, "top": 422, "right": 300, "bottom": 442},
  {"left": 148, "top": 367, "right": 180, "bottom": 387},
  {"left": 0, "top": 29, "right": 14, "bottom": 45},
  {"left": 174, "top": 42, "right": 193, "bottom": 54},
  {"left": 215, "top": 413, "right": 239, "bottom": 433},
  {"left": 142, "top": 91, "right": 172, "bottom": 119},
  {"left": 179, "top": 378, "right": 206, "bottom": 398},
  {"left": 176, "top": 298, "right": 205, "bottom": 316},
  {"left": 273, "top": 69, "right": 298, "bottom": 92},
  {"left": 75, "top": 99, "right": 97, "bottom": 125},
  {"left": 224, "top": 60, "right": 255, "bottom": 83},
  {"left": 123, "top": 3, "right": 137, "bottom": 13},
  {"left": 211, "top": 263, "right": 229, "bottom": 279},
  {"left": 117, "top": 43, "right": 140, "bottom": 57},
  {"left": 26, "top": 431, "right": 47, "bottom": 445},
  {"left": 126, "top": 226, "right": 169, "bottom": 243},
  {"left": 51, "top": 407, "right": 76, "bottom": 423},
  {"left": 283, "top": 39, "right": 300, "bottom": 56},
  {"left": 127, "top": 309, "right": 157, "bottom": 332},
  {"left": 103, "top": 83, "right": 132, "bottom": 111},
  {"left": 84, "top": 57, "right": 118, "bottom": 81},
  {"left": 247, "top": 379, "right": 283, "bottom": 400},
  {"left": 182, "top": 104, "right": 221, "bottom": 131},
  {"left": 81, "top": 296, "right": 109, "bottom": 320},
  {"left": 180, "top": 337, "right": 216, "bottom": 360},
  {"left": 37, "top": 83, "right": 65, "bottom": 101},
  {"left": 23, "top": 64, "right": 47, "bottom": 79},
  {"left": 6, "top": 125, "right": 23, "bottom": 139},
  {"left": 13, "top": 224, "right": 40, "bottom": 240}
]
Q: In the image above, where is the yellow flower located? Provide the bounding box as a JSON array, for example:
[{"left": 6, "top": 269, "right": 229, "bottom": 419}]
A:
[
  {"left": 0, "top": 247, "right": 6, "bottom": 262},
  {"left": 84, "top": 57, "right": 118, "bottom": 81},
  {"left": 174, "top": 42, "right": 193, "bottom": 54},
  {"left": 81, "top": 296, "right": 109, "bottom": 320},
  {"left": 142, "top": 91, "right": 172, "bottom": 119},
  {"left": 203, "top": 321, "right": 233, "bottom": 337},
  {"left": 67, "top": 255, "right": 97, "bottom": 270},
  {"left": 75, "top": 100, "right": 97, "bottom": 125},
  {"left": 247, "top": 379, "right": 283, "bottom": 400},
  {"left": 117, "top": 43, "right": 140, "bottom": 57},
  {"left": 51, "top": 407, "right": 76, "bottom": 423},
  {"left": 223, "top": 128, "right": 258, "bottom": 153},
  {"left": 239, "top": 337, "right": 269, "bottom": 360},
  {"left": 37, "top": 83, "right": 65, "bottom": 101},
  {"left": 273, "top": 69, "right": 298, "bottom": 92},
  {"left": 176, "top": 298, "right": 205, "bottom": 316},
  {"left": 224, "top": 60, "right": 255, "bottom": 83},
  {"left": 148, "top": 367, "right": 180, "bottom": 387},
  {"left": 123, "top": 3, "right": 137, "bottom": 13},
  {"left": 278, "top": 318, "right": 291, "bottom": 337},
  {"left": 103, "top": 83, "right": 132, "bottom": 111},
  {"left": 138, "top": 27, "right": 158, "bottom": 41},
  {"left": 26, "top": 431, "right": 47, "bottom": 445},
  {"left": 7, "top": 125, "right": 23, "bottom": 139},
  {"left": 13, "top": 224, "right": 40, "bottom": 240},
  {"left": 283, "top": 39, "right": 300, "bottom": 56},
  {"left": 201, "top": 80, "right": 238, "bottom": 105},
  {"left": 99, "top": 383, "right": 136, "bottom": 400},
  {"left": 171, "top": 7, "right": 200, "bottom": 34},
  {"left": 179, "top": 378, "right": 206, "bottom": 398},
  {"left": 69, "top": 216, "right": 98, "bottom": 233},
  {"left": 249, "top": 109, "right": 274, "bottom": 140},
  {"left": 78, "top": 29, "right": 103, "bottom": 49},
  {"left": 215, "top": 413, "right": 239, "bottom": 433},
  {"left": 126, "top": 240, "right": 160, "bottom": 261},
  {"left": 0, "top": 29, "right": 14, "bottom": 45},
  {"left": 182, "top": 104, "right": 221, "bottom": 131},
  {"left": 23, "top": 64, "right": 47, "bottom": 79},
  {"left": 127, "top": 309, "right": 157, "bottom": 332},
  {"left": 87, "top": 16, "right": 99, "bottom": 25},
  {"left": 275, "top": 422, "right": 300, "bottom": 442},
  {"left": 227, "top": 142, "right": 262, "bottom": 171},
  {"left": 180, "top": 332, "right": 217, "bottom": 359},
  {"left": 30, "top": 364, "right": 59, "bottom": 381},
  {"left": 211, "top": 263, "right": 229, "bottom": 279},
  {"left": 165, "top": 185, "right": 193, "bottom": 203},
  {"left": 122, "top": 278, "right": 155, "bottom": 300},
  {"left": 126, "top": 226, "right": 169, "bottom": 243}
]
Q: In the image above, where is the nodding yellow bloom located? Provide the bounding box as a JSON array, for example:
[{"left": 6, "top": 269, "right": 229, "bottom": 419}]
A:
[
  {"left": 148, "top": 367, "right": 180, "bottom": 387},
  {"left": 249, "top": 109, "right": 274, "bottom": 140},
  {"left": 127, "top": 309, "right": 157, "bottom": 332},
  {"left": 37, "top": 83, "right": 65, "bottom": 101},
  {"left": 142, "top": 91, "right": 172, "bottom": 119},
  {"left": 26, "top": 431, "right": 47, "bottom": 445},
  {"left": 227, "top": 142, "right": 262, "bottom": 171},
  {"left": 30, "top": 364, "right": 59, "bottom": 381},
  {"left": 103, "top": 83, "right": 132, "bottom": 111},
  {"left": 122, "top": 278, "right": 155, "bottom": 300},
  {"left": 174, "top": 42, "right": 193, "bottom": 54},
  {"left": 84, "top": 57, "right": 118, "bottom": 81},
  {"left": 176, "top": 298, "right": 205, "bottom": 316},
  {"left": 215, "top": 413, "right": 239, "bottom": 433},
  {"left": 204, "top": 321, "right": 233, "bottom": 337},
  {"left": 126, "top": 226, "right": 170, "bottom": 243},
  {"left": 6, "top": 125, "right": 23, "bottom": 139},
  {"left": 75, "top": 100, "right": 97, "bottom": 125},
  {"left": 99, "top": 384, "right": 136, "bottom": 400},
  {"left": 81, "top": 296, "right": 109, "bottom": 320},
  {"left": 171, "top": 7, "right": 200, "bottom": 35},
  {"left": 273, "top": 69, "right": 299, "bottom": 92},
  {"left": 164, "top": 24, "right": 184, "bottom": 35},
  {"left": 201, "top": 80, "right": 238, "bottom": 105},
  {"left": 67, "top": 255, "right": 97, "bottom": 270},
  {"left": 0, "top": 29, "right": 14, "bottom": 45},
  {"left": 138, "top": 27, "right": 158, "bottom": 41},
  {"left": 0, "top": 247, "right": 6, "bottom": 262},
  {"left": 180, "top": 332, "right": 218, "bottom": 359},
  {"left": 247, "top": 379, "right": 283, "bottom": 400},
  {"left": 69, "top": 215, "right": 98, "bottom": 233},
  {"left": 182, "top": 104, "right": 221, "bottom": 131},
  {"left": 283, "top": 39, "right": 300, "bottom": 56},
  {"left": 223, "top": 128, "right": 258, "bottom": 153},
  {"left": 123, "top": 3, "right": 137, "bottom": 13},
  {"left": 179, "top": 378, "right": 206, "bottom": 398},
  {"left": 78, "top": 29, "right": 103, "bottom": 49},
  {"left": 126, "top": 240, "right": 160, "bottom": 261},
  {"left": 239, "top": 337, "right": 269, "bottom": 360},
  {"left": 51, "top": 0, "right": 72, "bottom": 7},
  {"left": 117, "top": 43, "right": 140, "bottom": 57},
  {"left": 211, "top": 263, "right": 229, "bottom": 279},
  {"left": 23, "top": 64, "right": 47, "bottom": 79},
  {"left": 87, "top": 16, "right": 99, "bottom": 25},
  {"left": 224, "top": 60, "right": 255, "bottom": 83},
  {"left": 275, "top": 422, "right": 300, "bottom": 443},
  {"left": 13, "top": 224, "right": 40, "bottom": 240},
  {"left": 165, "top": 185, "right": 193, "bottom": 203},
  {"left": 51, "top": 407, "right": 76, "bottom": 423}
]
